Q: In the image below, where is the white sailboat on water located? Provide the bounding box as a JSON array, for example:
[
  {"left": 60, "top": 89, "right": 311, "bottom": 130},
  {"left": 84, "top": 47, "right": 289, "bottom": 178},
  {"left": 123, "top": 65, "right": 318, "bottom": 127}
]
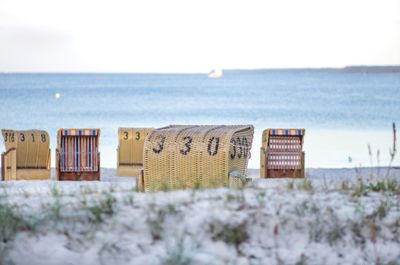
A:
[{"left": 208, "top": 68, "right": 223, "bottom": 79}]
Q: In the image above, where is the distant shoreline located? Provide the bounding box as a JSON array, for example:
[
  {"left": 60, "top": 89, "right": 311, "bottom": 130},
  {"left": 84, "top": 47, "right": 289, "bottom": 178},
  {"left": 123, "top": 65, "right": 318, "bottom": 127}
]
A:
[{"left": 227, "top": 65, "right": 400, "bottom": 73}]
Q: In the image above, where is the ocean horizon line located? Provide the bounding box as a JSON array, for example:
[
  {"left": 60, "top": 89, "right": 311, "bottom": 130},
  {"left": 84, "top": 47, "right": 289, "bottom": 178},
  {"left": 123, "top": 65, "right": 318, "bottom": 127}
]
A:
[{"left": 1, "top": 65, "right": 400, "bottom": 75}]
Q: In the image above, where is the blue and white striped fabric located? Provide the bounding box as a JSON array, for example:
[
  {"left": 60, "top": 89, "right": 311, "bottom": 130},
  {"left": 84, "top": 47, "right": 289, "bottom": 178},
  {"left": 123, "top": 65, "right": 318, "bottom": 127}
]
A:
[{"left": 60, "top": 135, "right": 98, "bottom": 172}]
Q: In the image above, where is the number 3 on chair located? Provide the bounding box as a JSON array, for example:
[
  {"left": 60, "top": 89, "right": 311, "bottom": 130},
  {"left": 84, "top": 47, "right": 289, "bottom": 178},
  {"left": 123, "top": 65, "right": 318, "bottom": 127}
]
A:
[{"left": 123, "top": 131, "right": 129, "bottom": 140}]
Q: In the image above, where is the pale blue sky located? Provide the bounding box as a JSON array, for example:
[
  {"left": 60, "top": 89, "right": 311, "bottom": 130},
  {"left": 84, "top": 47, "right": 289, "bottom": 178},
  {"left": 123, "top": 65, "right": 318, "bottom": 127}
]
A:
[{"left": 0, "top": 0, "right": 399, "bottom": 72}]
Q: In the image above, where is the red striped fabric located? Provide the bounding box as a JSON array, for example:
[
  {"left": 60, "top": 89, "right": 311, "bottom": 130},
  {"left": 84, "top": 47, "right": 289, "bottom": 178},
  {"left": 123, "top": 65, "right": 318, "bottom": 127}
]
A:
[{"left": 267, "top": 136, "right": 303, "bottom": 170}]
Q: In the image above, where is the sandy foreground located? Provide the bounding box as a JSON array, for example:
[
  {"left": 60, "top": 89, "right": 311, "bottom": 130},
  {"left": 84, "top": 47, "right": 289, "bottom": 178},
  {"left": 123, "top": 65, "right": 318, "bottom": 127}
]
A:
[{"left": 0, "top": 168, "right": 399, "bottom": 265}]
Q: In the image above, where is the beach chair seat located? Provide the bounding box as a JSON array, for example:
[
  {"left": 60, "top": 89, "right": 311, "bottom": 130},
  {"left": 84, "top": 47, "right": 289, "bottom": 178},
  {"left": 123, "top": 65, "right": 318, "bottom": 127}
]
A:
[
  {"left": 260, "top": 129, "right": 305, "bottom": 178},
  {"left": 1, "top": 129, "right": 51, "bottom": 180},
  {"left": 117, "top": 128, "right": 154, "bottom": 176},
  {"left": 56, "top": 129, "right": 100, "bottom": 181},
  {"left": 139, "top": 125, "right": 254, "bottom": 191}
]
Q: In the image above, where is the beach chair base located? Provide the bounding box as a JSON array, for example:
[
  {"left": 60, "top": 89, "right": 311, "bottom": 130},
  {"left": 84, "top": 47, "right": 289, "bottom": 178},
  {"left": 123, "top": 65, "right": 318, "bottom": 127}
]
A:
[
  {"left": 2, "top": 148, "right": 50, "bottom": 181},
  {"left": 58, "top": 171, "right": 100, "bottom": 181},
  {"left": 136, "top": 170, "right": 145, "bottom": 191},
  {"left": 2, "top": 148, "right": 16, "bottom": 180},
  {"left": 117, "top": 165, "right": 142, "bottom": 177},
  {"left": 14, "top": 169, "right": 50, "bottom": 180},
  {"left": 135, "top": 172, "right": 252, "bottom": 191},
  {"left": 265, "top": 169, "right": 304, "bottom": 178},
  {"left": 263, "top": 152, "right": 305, "bottom": 178}
]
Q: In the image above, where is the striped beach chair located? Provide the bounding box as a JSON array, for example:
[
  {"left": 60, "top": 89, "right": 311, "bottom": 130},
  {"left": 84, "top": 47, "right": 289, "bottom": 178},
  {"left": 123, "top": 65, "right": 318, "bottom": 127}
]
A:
[
  {"left": 56, "top": 129, "right": 100, "bottom": 181},
  {"left": 1, "top": 129, "right": 51, "bottom": 180},
  {"left": 260, "top": 129, "right": 305, "bottom": 178}
]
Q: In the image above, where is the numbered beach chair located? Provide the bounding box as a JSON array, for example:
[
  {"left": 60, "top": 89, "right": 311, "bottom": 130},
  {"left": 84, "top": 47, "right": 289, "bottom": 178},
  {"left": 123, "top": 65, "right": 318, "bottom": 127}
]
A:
[
  {"left": 56, "top": 129, "right": 100, "bottom": 181},
  {"left": 140, "top": 125, "right": 254, "bottom": 191},
  {"left": 1, "top": 129, "right": 51, "bottom": 181},
  {"left": 117, "top": 127, "right": 154, "bottom": 176},
  {"left": 260, "top": 129, "right": 305, "bottom": 178}
]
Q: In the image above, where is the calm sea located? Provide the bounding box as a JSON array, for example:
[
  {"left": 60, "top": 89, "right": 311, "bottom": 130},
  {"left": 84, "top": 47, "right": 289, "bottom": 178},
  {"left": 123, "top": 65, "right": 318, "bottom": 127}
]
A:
[{"left": 0, "top": 71, "right": 399, "bottom": 168}]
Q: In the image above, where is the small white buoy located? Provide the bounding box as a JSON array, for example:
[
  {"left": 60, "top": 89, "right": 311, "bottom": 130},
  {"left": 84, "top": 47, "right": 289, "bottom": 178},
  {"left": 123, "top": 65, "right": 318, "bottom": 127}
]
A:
[{"left": 55, "top": 93, "right": 61, "bottom": 99}]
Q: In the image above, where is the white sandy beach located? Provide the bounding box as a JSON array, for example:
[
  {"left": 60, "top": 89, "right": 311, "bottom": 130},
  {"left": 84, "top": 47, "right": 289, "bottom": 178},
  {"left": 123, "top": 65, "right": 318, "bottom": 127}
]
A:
[{"left": 0, "top": 167, "right": 399, "bottom": 265}]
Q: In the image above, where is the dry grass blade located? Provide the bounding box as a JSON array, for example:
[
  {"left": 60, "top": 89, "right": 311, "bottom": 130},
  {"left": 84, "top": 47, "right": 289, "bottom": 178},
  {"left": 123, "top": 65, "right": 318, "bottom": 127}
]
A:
[{"left": 386, "top": 122, "right": 397, "bottom": 178}]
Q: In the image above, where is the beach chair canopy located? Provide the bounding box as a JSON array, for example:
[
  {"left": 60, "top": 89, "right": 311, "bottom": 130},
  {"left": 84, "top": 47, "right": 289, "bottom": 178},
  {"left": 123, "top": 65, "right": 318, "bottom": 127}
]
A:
[
  {"left": 1, "top": 129, "right": 51, "bottom": 180},
  {"left": 141, "top": 125, "right": 254, "bottom": 191},
  {"left": 117, "top": 127, "right": 154, "bottom": 176}
]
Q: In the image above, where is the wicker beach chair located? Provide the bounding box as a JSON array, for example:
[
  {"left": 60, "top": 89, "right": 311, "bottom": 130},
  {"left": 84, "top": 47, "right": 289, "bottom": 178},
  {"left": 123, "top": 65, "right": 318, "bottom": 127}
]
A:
[
  {"left": 1, "top": 129, "right": 51, "bottom": 180},
  {"left": 260, "top": 129, "right": 305, "bottom": 178},
  {"left": 139, "top": 125, "right": 254, "bottom": 191},
  {"left": 56, "top": 129, "right": 100, "bottom": 181},
  {"left": 117, "top": 127, "right": 154, "bottom": 176}
]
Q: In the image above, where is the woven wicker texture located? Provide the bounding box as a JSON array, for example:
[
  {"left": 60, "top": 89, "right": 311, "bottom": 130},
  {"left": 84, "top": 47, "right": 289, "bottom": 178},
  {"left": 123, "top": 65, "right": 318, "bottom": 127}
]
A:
[
  {"left": 142, "top": 125, "right": 254, "bottom": 191},
  {"left": 56, "top": 128, "right": 100, "bottom": 181},
  {"left": 260, "top": 128, "right": 305, "bottom": 178},
  {"left": 117, "top": 128, "right": 154, "bottom": 176},
  {"left": 1, "top": 129, "right": 51, "bottom": 180}
]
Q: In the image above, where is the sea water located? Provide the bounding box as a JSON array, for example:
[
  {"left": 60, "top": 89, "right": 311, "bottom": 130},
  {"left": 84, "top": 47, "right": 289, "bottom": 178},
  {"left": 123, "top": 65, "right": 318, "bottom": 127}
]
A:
[{"left": 0, "top": 70, "right": 399, "bottom": 168}]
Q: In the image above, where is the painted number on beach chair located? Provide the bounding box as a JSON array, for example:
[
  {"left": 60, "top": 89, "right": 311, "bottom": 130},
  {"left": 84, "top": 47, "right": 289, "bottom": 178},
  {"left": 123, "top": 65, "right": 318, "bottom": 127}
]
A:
[
  {"left": 180, "top": 136, "right": 192, "bottom": 155},
  {"left": 230, "top": 137, "right": 249, "bottom": 160},
  {"left": 243, "top": 137, "right": 249, "bottom": 158},
  {"left": 152, "top": 135, "right": 166, "bottom": 154},
  {"left": 123, "top": 131, "right": 140, "bottom": 141},
  {"left": 41, "top": 134, "right": 47, "bottom": 142},
  {"left": 238, "top": 137, "right": 250, "bottom": 159},
  {"left": 19, "top": 133, "right": 25, "bottom": 142},
  {"left": 207, "top": 137, "right": 219, "bottom": 156},
  {"left": 4, "top": 132, "right": 15, "bottom": 143},
  {"left": 151, "top": 135, "right": 222, "bottom": 156},
  {"left": 123, "top": 131, "right": 129, "bottom": 140}
]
